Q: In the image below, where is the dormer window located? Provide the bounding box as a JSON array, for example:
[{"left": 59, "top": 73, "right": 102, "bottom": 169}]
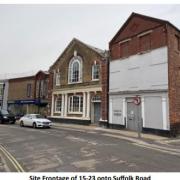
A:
[{"left": 68, "top": 56, "right": 82, "bottom": 84}]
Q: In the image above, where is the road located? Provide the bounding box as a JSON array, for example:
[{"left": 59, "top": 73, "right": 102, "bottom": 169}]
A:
[{"left": 0, "top": 124, "right": 180, "bottom": 172}]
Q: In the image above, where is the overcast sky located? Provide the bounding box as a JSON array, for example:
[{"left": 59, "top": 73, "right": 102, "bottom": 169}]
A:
[{"left": 0, "top": 4, "right": 180, "bottom": 78}]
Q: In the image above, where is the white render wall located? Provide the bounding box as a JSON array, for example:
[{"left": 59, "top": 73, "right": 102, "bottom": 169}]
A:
[
  {"left": 109, "top": 92, "right": 170, "bottom": 130},
  {"left": 109, "top": 46, "right": 168, "bottom": 92}
]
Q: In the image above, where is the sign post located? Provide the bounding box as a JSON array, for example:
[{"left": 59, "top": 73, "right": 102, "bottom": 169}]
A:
[{"left": 133, "top": 96, "right": 141, "bottom": 138}]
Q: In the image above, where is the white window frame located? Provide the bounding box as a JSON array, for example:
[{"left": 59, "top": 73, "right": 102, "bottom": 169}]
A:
[
  {"left": 68, "top": 56, "right": 82, "bottom": 84},
  {"left": 54, "top": 96, "right": 62, "bottom": 113},
  {"left": 55, "top": 73, "right": 60, "bottom": 86},
  {"left": 92, "top": 64, "right": 100, "bottom": 81},
  {"left": 68, "top": 95, "right": 83, "bottom": 114}
]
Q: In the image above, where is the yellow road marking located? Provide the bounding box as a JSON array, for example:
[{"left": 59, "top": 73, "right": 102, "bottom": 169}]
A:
[{"left": 0, "top": 145, "right": 25, "bottom": 172}]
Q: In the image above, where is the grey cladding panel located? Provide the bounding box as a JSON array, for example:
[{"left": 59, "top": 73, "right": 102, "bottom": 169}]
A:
[
  {"left": 144, "top": 96, "right": 163, "bottom": 129},
  {"left": 112, "top": 97, "right": 124, "bottom": 125}
]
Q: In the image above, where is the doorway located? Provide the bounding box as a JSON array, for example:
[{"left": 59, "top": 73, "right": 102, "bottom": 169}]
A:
[
  {"left": 91, "top": 95, "right": 101, "bottom": 124},
  {"left": 127, "top": 99, "right": 142, "bottom": 131}
]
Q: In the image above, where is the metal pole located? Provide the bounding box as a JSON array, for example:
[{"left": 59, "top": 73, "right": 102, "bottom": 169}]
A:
[{"left": 137, "top": 104, "right": 141, "bottom": 138}]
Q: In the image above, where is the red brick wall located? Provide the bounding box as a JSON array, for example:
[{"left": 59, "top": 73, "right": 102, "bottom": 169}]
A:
[
  {"left": 167, "top": 25, "right": 180, "bottom": 134},
  {"left": 110, "top": 18, "right": 167, "bottom": 60},
  {"left": 101, "top": 56, "right": 109, "bottom": 121}
]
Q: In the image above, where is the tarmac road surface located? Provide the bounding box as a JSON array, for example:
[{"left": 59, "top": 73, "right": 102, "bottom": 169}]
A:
[{"left": 1, "top": 124, "right": 180, "bottom": 172}]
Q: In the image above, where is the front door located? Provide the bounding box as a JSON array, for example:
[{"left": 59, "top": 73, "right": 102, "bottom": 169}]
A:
[
  {"left": 127, "top": 101, "right": 141, "bottom": 131},
  {"left": 93, "top": 102, "right": 101, "bottom": 124}
]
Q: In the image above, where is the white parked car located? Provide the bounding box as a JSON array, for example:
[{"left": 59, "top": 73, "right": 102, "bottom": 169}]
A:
[{"left": 19, "top": 114, "right": 52, "bottom": 128}]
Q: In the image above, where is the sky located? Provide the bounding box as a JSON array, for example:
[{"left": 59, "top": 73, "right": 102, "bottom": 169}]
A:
[{"left": 0, "top": 4, "right": 180, "bottom": 78}]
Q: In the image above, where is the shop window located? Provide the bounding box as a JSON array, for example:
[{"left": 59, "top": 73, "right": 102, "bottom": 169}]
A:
[{"left": 68, "top": 95, "right": 83, "bottom": 113}]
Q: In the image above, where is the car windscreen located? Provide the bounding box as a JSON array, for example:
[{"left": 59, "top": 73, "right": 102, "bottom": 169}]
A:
[
  {"left": 33, "top": 115, "right": 44, "bottom": 119},
  {"left": 1, "top": 110, "right": 9, "bottom": 115}
]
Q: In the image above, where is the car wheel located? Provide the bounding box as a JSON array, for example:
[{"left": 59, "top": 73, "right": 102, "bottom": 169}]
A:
[
  {"left": 20, "top": 121, "right": 24, "bottom": 127},
  {"left": 33, "top": 122, "right": 37, "bottom": 129}
]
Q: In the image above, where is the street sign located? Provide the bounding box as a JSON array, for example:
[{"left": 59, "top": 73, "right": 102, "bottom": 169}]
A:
[{"left": 133, "top": 96, "right": 141, "bottom": 105}]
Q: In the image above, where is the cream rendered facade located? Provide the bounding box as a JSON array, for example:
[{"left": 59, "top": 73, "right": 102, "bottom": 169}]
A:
[{"left": 51, "top": 86, "right": 102, "bottom": 121}]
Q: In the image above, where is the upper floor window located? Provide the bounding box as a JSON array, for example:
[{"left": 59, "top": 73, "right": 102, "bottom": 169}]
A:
[
  {"left": 92, "top": 63, "right": 100, "bottom": 80},
  {"left": 55, "top": 73, "right": 60, "bottom": 86},
  {"left": 27, "top": 83, "right": 32, "bottom": 97},
  {"left": 68, "top": 56, "right": 82, "bottom": 84},
  {"left": 120, "top": 41, "right": 129, "bottom": 58},
  {"left": 139, "top": 34, "right": 151, "bottom": 52}
]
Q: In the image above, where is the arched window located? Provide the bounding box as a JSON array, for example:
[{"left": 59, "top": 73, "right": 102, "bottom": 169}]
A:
[{"left": 69, "top": 57, "right": 82, "bottom": 83}]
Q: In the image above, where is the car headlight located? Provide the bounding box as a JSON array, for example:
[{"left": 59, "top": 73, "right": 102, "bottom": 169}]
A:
[
  {"left": 36, "top": 121, "right": 42, "bottom": 123},
  {"left": 3, "top": 116, "right": 8, "bottom": 119}
]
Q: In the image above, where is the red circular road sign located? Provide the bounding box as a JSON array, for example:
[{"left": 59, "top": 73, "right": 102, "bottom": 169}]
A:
[{"left": 133, "top": 96, "right": 141, "bottom": 105}]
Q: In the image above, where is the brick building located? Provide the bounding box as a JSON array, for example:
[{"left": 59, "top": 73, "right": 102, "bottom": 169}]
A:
[
  {"left": 109, "top": 13, "right": 180, "bottom": 135},
  {"left": 48, "top": 38, "right": 108, "bottom": 125},
  {"left": 8, "top": 71, "right": 49, "bottom": 116}
]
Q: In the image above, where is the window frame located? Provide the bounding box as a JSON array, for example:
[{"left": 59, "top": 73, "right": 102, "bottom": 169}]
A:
[
  {"left": 55, "top": 72, "right": 61, "bottom": 86},
  {"left": 138, "top": 33, "right": 151, "bottom": 53},
  {"left": 120, "top": 41, "right": 129, "bottom": 58},
  {"left": 68, "top": 95, "right": 83, "bottom": 114},
  {"left": 68, "top": 56, "right": 82, "bottom": 84},
  {"left": 26, "top": 83, "right": 32, "bottom": 98},
  {"left": 92, "top": 63, "right": 100, "bottom": 81},
  {"left": 54, "top": 96, "right": 62, "bottom": 113}
]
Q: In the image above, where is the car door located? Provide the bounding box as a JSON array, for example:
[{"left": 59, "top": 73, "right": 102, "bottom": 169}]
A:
[
  {"left": 26, "top": 115, "right": 33, "bottom": 126},
  {"left": 22, "top": 115, "right": 28, "bottom": 126}
]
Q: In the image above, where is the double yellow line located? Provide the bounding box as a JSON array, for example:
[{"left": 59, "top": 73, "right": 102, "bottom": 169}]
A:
[{"left": 0, "top": 144, "right": 25, "bottom": 172}]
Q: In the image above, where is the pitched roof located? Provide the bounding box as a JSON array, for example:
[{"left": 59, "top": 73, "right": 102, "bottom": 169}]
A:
[
  {"left": 110, "top": 12, "right": 180, "bottom": 45},
  {"left": 0, "top": 70, "right": 49, "bottom": 81},
  {"left": 50, "top": 38, "right": 106, "bottom": 70}
]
